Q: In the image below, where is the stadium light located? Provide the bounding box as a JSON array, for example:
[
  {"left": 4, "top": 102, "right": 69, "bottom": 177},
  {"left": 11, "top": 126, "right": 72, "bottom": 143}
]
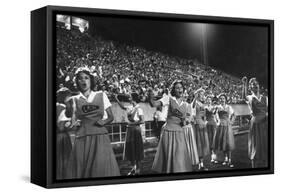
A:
[{"left": 189, "top": 23, "right": 209, "bottom": 66}]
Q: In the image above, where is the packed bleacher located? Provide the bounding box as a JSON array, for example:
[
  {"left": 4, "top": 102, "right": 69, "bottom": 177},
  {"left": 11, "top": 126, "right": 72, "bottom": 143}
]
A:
[{"left": 56, "top": 27, "right": 267, "bottom": 103}]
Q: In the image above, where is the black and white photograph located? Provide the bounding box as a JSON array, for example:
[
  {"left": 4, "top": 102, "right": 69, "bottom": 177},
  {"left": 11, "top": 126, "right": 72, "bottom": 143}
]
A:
[
  {"left": 2, "top": 0, "right": 281, "bottom": 192},
  {"left": 54, "top": 10, "right": 272, "bottom": 181}
]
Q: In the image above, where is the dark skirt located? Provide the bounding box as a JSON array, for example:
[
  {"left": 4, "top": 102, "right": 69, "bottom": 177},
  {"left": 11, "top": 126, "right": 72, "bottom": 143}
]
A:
[
  {"left": 206, "top": 123, "right": 217, "bottom": 150},
  {"left": 124, "top": 125, "right": 144, "bottom": 163},
  {"left": 248, "top": 116, "right": 268, "bottom": 162},
  {"left": 213, "top": 122, "right": 235, "bottom": 152},
  {"left": 56, "top": 133, "right": 72, "bottom": 180},
  {"left": 66, "top": 134, "right": 120, "bottom": 179},
  {"left": 154, "top": 121, "right": 166, "bottom": 139},
  {"left": 194, "top": 123, "right": 210, "bottom": 157},
  {"left": 152, "top": 129, "right": 193, "bottom": 173}
]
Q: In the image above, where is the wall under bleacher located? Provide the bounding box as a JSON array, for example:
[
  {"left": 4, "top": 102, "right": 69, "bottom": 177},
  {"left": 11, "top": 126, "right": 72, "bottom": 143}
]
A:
[{"left": 111, "top": 102, "right": 251, "bottom": 123}]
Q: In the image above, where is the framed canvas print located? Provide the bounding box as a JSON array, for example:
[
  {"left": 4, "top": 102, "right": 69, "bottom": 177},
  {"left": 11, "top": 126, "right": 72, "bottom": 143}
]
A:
[{"left": 31, "top": 5, "right": 274, "bottom": 188}]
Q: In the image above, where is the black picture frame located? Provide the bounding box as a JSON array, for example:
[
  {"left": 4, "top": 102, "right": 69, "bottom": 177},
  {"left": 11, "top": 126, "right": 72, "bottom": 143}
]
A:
[{"left": 31, "top": 5, "right": 274, "bottom": 188}]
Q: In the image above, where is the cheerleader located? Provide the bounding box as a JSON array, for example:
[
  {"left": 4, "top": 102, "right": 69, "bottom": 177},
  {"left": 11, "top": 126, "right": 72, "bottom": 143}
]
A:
[
  {"left": 242, "top": 77, "right": 268, "bottom": 168},
  {"left": 205, "top": 95, "right": 219, "bottom": 163},
  {"left": 148, "top": 80, "right": 193, "bottom": 173},
  {"left": 153, "top": 106, "right": 168, "bottom": 140},
  {"left": 212, "top": 93, "right": 236, "bottom": 167},
  {"left": 115, "top": 93, "right": 145, "bottom": 175},
  {"left": 182, "top": 99, "right": 199, "bottom": 166},
  {"left": 66, "top": 68, "right": 120, "bottom": 178},
  {"left": 56, "top": 88, "right": 73, "bottom": 179},
  {"left": 193, "top": 89, "right": 210, "bottom": 170}
]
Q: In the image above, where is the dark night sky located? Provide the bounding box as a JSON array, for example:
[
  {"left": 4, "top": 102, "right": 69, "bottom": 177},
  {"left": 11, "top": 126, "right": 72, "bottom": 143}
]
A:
[{"left": 82, "top": 15, "right": 269, "bottom": 87}]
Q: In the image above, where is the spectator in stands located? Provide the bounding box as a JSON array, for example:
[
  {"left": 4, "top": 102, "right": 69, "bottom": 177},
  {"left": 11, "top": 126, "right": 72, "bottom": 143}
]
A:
[{"left": 56, "top": 27, "right": 266, "bottom": 104}]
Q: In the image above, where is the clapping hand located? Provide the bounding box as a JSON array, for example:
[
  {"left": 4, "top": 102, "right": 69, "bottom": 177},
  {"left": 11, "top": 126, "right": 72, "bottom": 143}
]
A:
[{"left": 69, "top": 120, "right": 81, "bottom": 130}]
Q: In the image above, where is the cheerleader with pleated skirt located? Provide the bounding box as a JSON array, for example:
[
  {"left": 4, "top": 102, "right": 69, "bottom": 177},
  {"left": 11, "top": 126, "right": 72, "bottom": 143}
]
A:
[
  {"left": 212, "top": 94, "right": 236, "bottom": 167},
  {"left": 205, "top": 95, "right": 219, "bottom": 163},
  {"left": 56, "top": 88, "right": 73, "bottom": 180},
  {"left": 148, "top": 80, "right": 193, "bottom": 173},
  {"left": 66, "top": 68, "right": 120, "bottom": 179},
  {"left": 115, "top": 93, "right": 145, "bottom": 175},
  {"left": 182, "top": 102, "right": 199, "bottom": 166},
  {"left": 193, "top": 89, "right": 210, "bottom": 170},
  {"left": 242, "top": 77, "right": 268, "bottom": 168}
]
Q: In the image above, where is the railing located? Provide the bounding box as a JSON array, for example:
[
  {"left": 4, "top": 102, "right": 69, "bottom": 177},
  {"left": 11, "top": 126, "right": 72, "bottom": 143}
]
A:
[
  {"left": 106, "top": 115, "right": 250, "bottom": 145},
  {"left": 105, "top": 121, "right": 155, "bottom": 145}
]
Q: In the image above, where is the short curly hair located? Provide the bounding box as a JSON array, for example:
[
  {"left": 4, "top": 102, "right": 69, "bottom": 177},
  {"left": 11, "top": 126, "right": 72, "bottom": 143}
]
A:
[
  {"left": 170, "top": 80, "right": 185, "bottom": 97},
  {"left": 218, "top": 93, "right": 228, "bottom": 102},
  {"left": 75, "top": 70, "right": 97, "bottom": 91},
  {"left": 249, "top": 77, "right": 259, "bottom": 87}
]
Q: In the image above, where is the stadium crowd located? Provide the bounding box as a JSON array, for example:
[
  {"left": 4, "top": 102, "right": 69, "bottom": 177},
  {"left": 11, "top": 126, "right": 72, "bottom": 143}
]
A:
[
  {"left": 56, "top": 27, "right": 267, "bottom": 103},
  {"left": 55, "top": 24, "right": 269, "bottom": 179}
]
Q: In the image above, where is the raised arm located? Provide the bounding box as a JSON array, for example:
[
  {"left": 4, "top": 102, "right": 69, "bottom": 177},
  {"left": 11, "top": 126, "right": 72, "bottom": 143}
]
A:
[
  {"left": 191, "top": 93, "right": 198, "bottom": 109},
  {"left": 114, "top": 94, "right": 127, "bottom": 110},
  {"left": 241, "top": 76, "right": 248, "bottom": 100},
  {"left": 147, "top": 88, "right": 164, "bottom": 108}
]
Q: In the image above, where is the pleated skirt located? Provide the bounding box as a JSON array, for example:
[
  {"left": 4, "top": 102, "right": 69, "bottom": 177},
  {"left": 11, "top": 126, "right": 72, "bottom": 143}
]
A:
[
  {"left": 248, "top": 117, "right": 268, "bottom": 162},
  {"left": 206, "top": 123, "right": 217, "bottom": 150},
  {"left": 66, "top": 134, "right": 120, "bottom": 179},
  {"left": 56, "top": 133, "right": 72, "bottom": 180},
  {"left": 213, "top": 123, "right": 235, "bottom": 152},
  {"left": 152, "top": 129, "right": 193, "bottom": 173},
  {"left": 194, "top": 123, "right": 210, "bottom": 157},
  {"left": 183, "top": 125, "right": 199, "bottom": 165},
  {"left": 124, "top": 125, "right": 144, "bottom": 163}
]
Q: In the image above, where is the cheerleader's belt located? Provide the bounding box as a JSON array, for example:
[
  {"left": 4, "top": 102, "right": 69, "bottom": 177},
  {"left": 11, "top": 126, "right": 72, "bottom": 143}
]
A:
[
  {"left": 127, "top": 123, "right": 141, "bottom": 127},
  {"left": 251, "top": 115, "right": 267, "bottom": 123}
]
